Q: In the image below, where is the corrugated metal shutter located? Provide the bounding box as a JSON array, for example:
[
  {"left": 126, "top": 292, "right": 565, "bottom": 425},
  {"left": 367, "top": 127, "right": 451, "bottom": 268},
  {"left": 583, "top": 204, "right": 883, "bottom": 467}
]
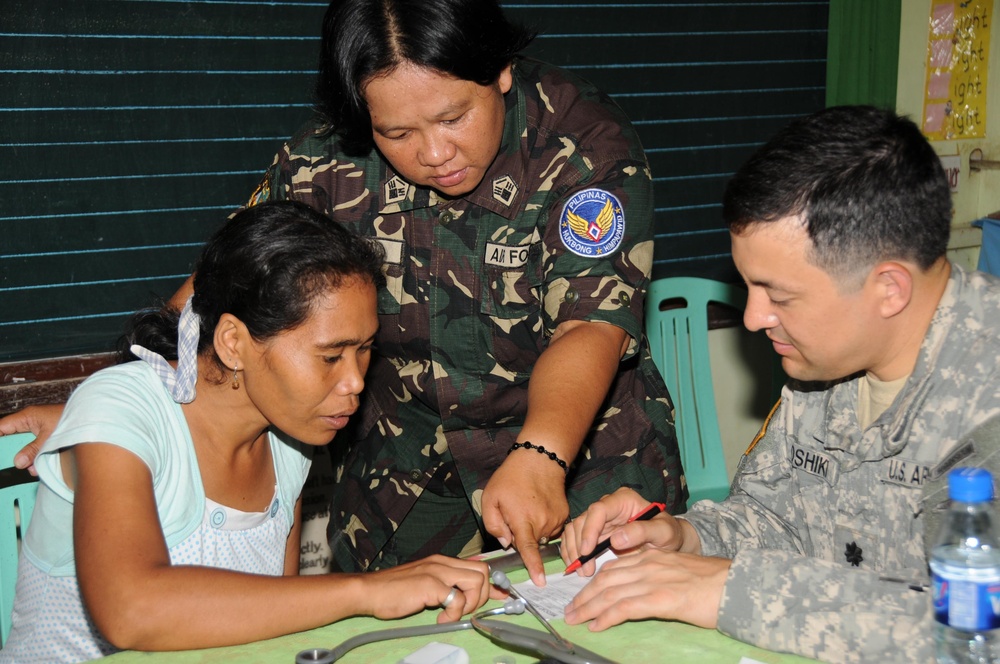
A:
[{"left": 0, "top": 0, "right": 827, "bottom": 361}]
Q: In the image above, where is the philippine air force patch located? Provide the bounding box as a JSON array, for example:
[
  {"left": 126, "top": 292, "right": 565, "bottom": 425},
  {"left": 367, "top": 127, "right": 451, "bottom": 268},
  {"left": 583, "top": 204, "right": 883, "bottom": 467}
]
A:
[{"left": 559, "top": 188, "right": 626, "bottom": 257}]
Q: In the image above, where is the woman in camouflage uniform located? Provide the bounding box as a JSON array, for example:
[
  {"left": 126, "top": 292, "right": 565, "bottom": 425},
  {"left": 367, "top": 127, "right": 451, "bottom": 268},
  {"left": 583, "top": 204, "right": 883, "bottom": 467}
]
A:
[{"left": 245, "top": 0, "right": 686, "bottom": 586}]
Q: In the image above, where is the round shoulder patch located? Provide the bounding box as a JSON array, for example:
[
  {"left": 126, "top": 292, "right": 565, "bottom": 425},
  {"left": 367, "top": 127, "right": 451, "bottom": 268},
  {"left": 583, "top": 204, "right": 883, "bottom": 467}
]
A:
[{"left": 558, "top": 188, "right": 626, "bottom": 257}]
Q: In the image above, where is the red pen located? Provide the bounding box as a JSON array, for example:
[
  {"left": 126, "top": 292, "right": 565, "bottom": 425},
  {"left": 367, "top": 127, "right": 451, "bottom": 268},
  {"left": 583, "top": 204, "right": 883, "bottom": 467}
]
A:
[{"left": 563, "top": 502, "right": 666, "bottom": 574}]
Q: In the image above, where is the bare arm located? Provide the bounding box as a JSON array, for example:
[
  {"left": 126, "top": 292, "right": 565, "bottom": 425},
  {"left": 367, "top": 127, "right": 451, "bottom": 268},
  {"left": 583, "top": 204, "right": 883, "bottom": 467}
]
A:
[
  {"left": 72, "top": 443, "right": 494, "bottom": 651},
  {"left": 480, "top": 319, "right": 629, "bottom": 586}
]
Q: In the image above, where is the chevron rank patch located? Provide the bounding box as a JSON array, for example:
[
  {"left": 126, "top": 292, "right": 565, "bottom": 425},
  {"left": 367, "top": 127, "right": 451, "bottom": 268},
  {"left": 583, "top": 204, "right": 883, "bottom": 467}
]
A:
[
  {"left": 558, "top": 188, "right": 625, "bottom": 257},
  {"left": 384, "top": 175, "right": 409, "bottom": 204}
]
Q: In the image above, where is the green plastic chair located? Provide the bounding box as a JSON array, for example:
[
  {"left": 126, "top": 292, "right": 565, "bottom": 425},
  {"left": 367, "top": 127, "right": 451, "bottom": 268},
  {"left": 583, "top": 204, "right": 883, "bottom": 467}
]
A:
[
  {"left": 645, "top": 277, "right": 748, "bottom": 509},
  {"left": 0, "top": 433, "right": 38, "bottom": 647}
]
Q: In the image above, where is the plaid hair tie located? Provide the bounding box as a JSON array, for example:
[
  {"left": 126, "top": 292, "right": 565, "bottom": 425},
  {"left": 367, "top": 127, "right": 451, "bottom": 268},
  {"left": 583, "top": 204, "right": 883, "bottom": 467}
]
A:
[{"left": 130, "top": 295, "right": 200, "bottom": 403}]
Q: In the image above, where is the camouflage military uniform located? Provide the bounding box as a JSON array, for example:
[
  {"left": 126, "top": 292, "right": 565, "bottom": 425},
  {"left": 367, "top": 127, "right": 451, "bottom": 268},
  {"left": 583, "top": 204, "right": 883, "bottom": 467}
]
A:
[
  {"left": 252, "top": 57, "right": 684, "bottom": 571},
  {"left": 682, "top": 264, "right": 1000, "bottom": 663}
]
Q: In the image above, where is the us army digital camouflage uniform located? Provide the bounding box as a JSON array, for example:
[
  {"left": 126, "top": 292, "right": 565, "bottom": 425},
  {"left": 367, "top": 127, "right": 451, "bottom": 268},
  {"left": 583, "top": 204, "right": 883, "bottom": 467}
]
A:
[
  {"left": 682, "top": 264, "right": 1000, "bottom": 663},
  {"left": 251, "top": 57, "right": 685, "bottom": 572}
]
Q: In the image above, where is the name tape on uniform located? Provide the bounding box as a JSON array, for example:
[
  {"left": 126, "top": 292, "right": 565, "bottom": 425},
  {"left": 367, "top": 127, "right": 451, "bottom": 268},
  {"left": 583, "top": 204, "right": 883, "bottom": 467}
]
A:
[
  {"left": 884, "top": 457, "right": 932, "bottom": 488},
  {"left": 789, "top": 444, "right": 839, "bottom": 485},
  {"left": 484, "top": 242, "right": 532, "bottom": 268},
  {"left": 376, "top": 238, "right": 403, "bottom": 265}
]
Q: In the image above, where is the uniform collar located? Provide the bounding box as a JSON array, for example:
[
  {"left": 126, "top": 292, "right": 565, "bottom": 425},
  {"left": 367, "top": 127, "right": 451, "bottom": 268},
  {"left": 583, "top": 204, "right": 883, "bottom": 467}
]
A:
[
  {"left": 816, "top": 264, "right": 963, "bottom": 462},
  {"left": 460, "top": 64, "right": 528, "bottom": 220},
  {"left": 374, "top": 62, "right": 528, "bottom": 221}
]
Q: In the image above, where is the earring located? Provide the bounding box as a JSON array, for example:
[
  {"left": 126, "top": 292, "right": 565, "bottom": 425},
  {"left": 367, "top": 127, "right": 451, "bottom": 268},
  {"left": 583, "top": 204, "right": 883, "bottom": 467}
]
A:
[{"left": 231, "top": 363, "right": 240, "bottom": 390}]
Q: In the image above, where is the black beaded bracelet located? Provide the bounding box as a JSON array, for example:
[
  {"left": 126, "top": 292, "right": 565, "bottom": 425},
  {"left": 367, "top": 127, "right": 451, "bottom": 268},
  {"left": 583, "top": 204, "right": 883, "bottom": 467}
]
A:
[{"left": 507, "top": 441, "right": 569, "bottom": 474}]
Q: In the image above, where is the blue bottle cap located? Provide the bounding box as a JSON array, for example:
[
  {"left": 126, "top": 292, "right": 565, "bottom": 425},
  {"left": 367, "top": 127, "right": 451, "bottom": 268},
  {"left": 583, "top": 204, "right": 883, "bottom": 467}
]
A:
[{"left": 948, "top": 467, "right": 995, "bottom": 502}]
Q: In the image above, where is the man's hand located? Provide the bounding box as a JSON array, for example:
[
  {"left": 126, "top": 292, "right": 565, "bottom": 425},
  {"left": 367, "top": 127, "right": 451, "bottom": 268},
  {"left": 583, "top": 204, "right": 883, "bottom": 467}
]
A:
[
  {"left": 480, "top": 452, "right": 569, "bottom": 587},
  {"left": 563, "top": 549, "right": 730, "bottom": 631},
  {"left": 560, "top": 487, "right": 701, "bottom": 577},
  {"left": 0, "top": 404, "right": 65, "bottom": 475}
]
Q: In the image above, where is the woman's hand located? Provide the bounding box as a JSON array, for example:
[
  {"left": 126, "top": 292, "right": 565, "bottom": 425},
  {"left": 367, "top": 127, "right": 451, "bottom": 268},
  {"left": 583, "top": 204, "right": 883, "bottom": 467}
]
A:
[
  {"left": 480, "top": 451, "right": 569, "bottom": 587},
  {"left": 0, "top": 404, "right": 65, "bottom": 475},
  {"left": 485, "top": 319, "right": 628, "bottom": 586},
  {"left": 362, "top": 554, "right": 498, "bottom": 623}
]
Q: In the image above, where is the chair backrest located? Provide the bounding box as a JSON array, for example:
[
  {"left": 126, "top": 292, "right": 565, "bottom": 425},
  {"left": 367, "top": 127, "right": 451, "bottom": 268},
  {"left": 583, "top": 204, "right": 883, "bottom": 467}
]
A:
[
  {"left": 0, "top": 433, "right": 38, "bottom": 646},
  {"left": 645, "top": 277, "right": 747, "bottom": 509}
]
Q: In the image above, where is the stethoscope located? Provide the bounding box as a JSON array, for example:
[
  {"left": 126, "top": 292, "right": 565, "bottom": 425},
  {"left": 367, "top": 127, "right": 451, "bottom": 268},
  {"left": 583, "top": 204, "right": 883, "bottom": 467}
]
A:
[{"left": 295, "top": 570, "right": 618, "bottom": 664}]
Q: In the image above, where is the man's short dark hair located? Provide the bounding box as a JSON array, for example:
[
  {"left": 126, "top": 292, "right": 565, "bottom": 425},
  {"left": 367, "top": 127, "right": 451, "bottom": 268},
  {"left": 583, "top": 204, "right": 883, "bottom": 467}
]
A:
[
  {"left": 315, "top": 0, "right": 535, "bottom": 155},
  {"left": 722, "top": 105, "right": 952, "bottom": 282}
]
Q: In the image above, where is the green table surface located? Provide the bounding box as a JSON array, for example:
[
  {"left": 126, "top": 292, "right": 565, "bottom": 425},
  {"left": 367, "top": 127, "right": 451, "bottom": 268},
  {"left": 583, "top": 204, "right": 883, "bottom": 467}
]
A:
[{"left": 105, "top": 559, "right": 818, "bottom": 664}]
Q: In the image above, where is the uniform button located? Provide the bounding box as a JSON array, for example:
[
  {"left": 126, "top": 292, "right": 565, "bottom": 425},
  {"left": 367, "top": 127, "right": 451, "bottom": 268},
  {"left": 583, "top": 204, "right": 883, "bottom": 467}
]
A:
[
  {"left": 409, "top": 469, "right": 423, "bottom": 482},
  {"left": 440, "top": 210, "right": 454, "bottom": 224},
  {"left": 564, "top": 288, "right": 579, "bottom": 304},
  {"left": 619, "top": 291, "right": 631, "bottom": 306}
]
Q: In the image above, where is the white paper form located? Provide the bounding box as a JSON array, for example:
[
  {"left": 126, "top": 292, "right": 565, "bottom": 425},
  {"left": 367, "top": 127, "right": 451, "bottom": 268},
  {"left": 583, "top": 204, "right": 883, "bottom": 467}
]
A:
[{"left": 511, "top": 550, "right": 617, "bottom": 621}]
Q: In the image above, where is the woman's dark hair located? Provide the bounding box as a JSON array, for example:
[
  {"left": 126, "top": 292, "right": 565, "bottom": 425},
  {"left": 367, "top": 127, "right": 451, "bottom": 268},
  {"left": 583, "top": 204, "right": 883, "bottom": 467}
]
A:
[
  {"left": 315, "top": 0, "right": 535, "bottom": 155},
  {"left": 118, "top": 201, "right": 385, "bottom": 371}
]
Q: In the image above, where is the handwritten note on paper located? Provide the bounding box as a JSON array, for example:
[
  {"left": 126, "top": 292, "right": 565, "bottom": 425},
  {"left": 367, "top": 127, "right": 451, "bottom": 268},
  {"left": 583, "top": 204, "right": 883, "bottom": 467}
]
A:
[{"left": 512, "top": 550, "right": 617, "bottom": 621}]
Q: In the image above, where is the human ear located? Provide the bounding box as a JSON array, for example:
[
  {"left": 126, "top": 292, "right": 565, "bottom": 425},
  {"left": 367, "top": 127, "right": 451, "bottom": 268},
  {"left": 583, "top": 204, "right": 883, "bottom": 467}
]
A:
[
  {"left": 872, "top": 262, "right": 913, "bottom": 319},
  {"left": 213, "top": 313, "right": 249, "bottom": 370},
  {"left": 497, "top": 64, "right": 513, "bottom": 95}
]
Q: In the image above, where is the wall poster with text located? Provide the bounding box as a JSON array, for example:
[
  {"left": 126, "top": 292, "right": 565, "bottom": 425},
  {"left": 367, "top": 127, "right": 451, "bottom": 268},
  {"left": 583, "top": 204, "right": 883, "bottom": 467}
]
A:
[{"left": 922, "top": 0, "right": 992, "bottom": 141}]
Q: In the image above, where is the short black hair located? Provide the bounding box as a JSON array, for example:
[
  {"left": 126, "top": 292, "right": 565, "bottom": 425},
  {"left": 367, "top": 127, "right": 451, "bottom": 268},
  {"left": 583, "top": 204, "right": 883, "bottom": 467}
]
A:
[
  {"left": 314, "top": 0, "right": 535, "bottom": 155},
  {"left": 120, "top": 201, "right": 385, "bottom": 367},
  {"left": 723, "top": 105, "right": 952, "bottom": 282}
]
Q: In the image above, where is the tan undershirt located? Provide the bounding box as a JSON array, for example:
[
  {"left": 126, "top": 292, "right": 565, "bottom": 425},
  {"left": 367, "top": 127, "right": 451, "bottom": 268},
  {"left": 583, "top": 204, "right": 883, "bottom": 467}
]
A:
[{"left": 857, "top": 372, "right": 910, "bottom": 430}]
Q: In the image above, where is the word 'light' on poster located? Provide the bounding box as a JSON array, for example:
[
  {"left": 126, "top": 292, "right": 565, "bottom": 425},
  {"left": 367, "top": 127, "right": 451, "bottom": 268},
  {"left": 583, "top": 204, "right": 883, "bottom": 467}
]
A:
[{"left": 922, "top": 0, "right": 991, "bottom": 141}]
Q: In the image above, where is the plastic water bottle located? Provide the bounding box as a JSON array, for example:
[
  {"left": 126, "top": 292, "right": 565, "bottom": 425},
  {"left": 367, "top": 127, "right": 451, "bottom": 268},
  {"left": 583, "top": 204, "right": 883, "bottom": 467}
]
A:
[{"left": 930, "top": 467, "right": 1000, "bottom": 663}]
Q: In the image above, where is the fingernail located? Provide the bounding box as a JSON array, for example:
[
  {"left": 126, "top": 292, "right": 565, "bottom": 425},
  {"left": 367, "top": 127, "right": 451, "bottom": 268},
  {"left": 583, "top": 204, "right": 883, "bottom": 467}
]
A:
[{"left": 14, "top": 454, "right": 27, "bottom": 469}]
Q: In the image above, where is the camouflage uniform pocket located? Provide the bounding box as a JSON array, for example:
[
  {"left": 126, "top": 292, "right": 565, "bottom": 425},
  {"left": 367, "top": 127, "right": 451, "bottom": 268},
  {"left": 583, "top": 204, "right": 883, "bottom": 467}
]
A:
[
  {"left": 374, "top": 248, "right": 405, "bottom": 353},
  {"left": 373, "top": 236, "right": 406, "bottom": 312},
  {"left": 479, "top": 242, "right": 544, "bottom": 374},
  {"left": 565, "top": 396, "right": 669, "bottom": 509}
]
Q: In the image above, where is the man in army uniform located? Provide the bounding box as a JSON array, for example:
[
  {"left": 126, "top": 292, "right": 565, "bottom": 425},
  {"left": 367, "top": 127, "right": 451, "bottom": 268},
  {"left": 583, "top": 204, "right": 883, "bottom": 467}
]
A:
[{"left": 559, "top": 105, "right": 1000, "bottom": 663}]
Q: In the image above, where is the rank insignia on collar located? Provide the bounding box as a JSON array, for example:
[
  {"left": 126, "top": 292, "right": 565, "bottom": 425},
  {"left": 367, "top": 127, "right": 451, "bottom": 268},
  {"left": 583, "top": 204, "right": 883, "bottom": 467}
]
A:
[
  {"left": 384, "top": 175, "right": 409, "bottom": 204},
  {"left": 492, "top": 175, "right": 518, "bottom": 206},
  {"left": 845, "top": 541, "right": 863, "bottom": 567}
]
